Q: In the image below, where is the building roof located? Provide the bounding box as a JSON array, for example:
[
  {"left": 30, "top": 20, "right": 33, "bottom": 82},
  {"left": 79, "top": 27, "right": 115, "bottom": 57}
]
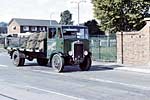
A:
[{"left": 9, "top": 18, "right": 59, "bottom": 26}]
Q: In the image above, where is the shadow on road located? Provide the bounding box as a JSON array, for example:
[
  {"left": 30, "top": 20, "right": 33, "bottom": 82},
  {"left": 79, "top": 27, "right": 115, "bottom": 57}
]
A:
[
  {"left": 63, "top": 64, "right": 124, "bottom": 73},
  {"left": 90, "top": 65, "right": 123, "bottom": 71},
  {"left": 20, "top": 62, "right": 124, "bottom": 73}
]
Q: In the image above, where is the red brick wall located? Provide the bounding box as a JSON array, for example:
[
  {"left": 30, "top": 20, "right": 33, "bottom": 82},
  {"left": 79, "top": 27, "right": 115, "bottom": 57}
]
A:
[{"left": 117, "top": 18, "right": 150, "bottom": 65}]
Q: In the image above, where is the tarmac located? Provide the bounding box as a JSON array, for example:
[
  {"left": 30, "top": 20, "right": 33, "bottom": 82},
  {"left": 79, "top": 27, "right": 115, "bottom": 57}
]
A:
[{"left": 92, "top": 61, "right": 150, "bottom": 74}]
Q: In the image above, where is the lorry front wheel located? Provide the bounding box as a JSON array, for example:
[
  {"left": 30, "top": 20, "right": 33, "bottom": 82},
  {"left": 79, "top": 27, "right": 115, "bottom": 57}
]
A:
[
  {"left": 12, "top": 51, "right": 25, "bottom": 66},
  {"left": 37, "top": 58, "right": 48, "bottom": 66},
  {"left": 51, "top": 54, "right": 64, "bottom": 72},
  {"left": 79, "top": 56, "right": 91, "bottom": 71}
]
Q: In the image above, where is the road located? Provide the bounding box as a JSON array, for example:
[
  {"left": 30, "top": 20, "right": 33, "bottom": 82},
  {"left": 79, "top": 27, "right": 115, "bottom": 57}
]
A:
[{"left": 0, "top": 52, "right": 150, "bottom": 100}]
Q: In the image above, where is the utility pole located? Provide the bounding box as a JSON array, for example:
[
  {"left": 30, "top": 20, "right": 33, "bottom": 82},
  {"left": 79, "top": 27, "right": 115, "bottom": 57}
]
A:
[
  {"left": 50, "top": 12, "right": 54, "bottom": 26},
  {"left": 71, "top": 0, "right": 86, "bottom": 25}
]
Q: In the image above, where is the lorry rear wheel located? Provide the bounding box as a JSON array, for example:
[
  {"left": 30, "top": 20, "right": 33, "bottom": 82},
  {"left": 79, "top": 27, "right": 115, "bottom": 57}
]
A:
[
  {"left": 12, "top": 51, "right": 25, "bottom": 66},
  {"left": 37, "top": 58, "right": 48, "bottom": 66},
  {"left": 79, "top": 56, "right": 91, "bottom": 71},
  {"left": 51, "top": 54, "right": 64, "bottom": 72}
]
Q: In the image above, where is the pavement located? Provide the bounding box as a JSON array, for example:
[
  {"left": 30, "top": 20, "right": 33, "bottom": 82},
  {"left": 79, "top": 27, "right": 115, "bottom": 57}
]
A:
[
  {"left": 0, "top": 48, "right": 6, "bottom": 53},
  {"left": 92, "top": 61, "right": 150, "bottom": 74}
]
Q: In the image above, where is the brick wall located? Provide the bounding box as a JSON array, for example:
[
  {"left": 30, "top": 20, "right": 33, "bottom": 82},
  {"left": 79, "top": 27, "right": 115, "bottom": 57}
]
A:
[
  {"left": 117, "top": 18, "right": 150, "bottom": 65},
  {"left": 8, "top": 20, "right": 20, "bottom": 34}
]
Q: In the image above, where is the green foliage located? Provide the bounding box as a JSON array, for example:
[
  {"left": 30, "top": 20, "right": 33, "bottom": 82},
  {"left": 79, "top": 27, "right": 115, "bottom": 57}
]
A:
[
  {"left": 84, "top": 19, "right": 105, "bottom": 36},
  {"left": 59, "top": 10, "right": 73, "bottom": 25},
  {"left": 92, "top": 0, "right": 150, "bottom": 33}
]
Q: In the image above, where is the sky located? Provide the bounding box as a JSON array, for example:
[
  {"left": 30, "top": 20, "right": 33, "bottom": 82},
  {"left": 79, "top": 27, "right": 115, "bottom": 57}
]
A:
[{"left": 0, "top": 0, "right": 94, "bottom": 24}]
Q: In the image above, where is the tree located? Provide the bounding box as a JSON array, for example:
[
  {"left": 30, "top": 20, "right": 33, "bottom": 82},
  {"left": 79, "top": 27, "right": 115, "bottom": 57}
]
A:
[
  {"left": 84, "top": 19, "right": 105, "bottom": 36},
  {"left": 0, "top": 22, "right": 7, "bottom": 33},
  {"left": 59, "top": 10, "right": 73, "bottom": 25},
  {"left": 92, "top": 0, "right": 150, "bottom": 33},
  {"left": 0, "top": 22, "right": 7, "bottom": 27}
]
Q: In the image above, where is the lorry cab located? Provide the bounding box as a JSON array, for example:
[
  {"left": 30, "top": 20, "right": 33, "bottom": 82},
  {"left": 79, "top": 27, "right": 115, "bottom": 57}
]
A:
[{"left": 47, "top": 25, "right": 91, "bottom": 72}]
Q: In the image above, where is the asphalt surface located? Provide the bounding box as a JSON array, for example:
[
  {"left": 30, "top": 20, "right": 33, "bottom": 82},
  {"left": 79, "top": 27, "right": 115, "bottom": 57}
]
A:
[{"left": 0, "top": 52, "right": 150, "bottom": 100}]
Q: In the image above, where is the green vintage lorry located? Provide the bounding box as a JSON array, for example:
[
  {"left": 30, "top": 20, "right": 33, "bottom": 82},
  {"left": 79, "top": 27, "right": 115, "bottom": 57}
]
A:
[{"left": 5, "top": 25, "right": 92, "bottom": 72}]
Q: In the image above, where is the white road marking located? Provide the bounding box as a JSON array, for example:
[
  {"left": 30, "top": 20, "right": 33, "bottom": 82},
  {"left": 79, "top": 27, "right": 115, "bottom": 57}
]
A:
[
  {"left": 32, "top": 70, "right": 65, "bottom": 75},
  {"left": 30, "top": 69, "right": 150, "bottom": 91},
  {"left": 90, "top": 78, "right": 150, "bottom": 91},
  {"left": 33, "top": 70, "right": 150, "bottom": 91},
  {"left": 25, "top": 85, "right": 86, "bottom": 100},
  {"left": 0, "top": 64, "right": 8, "bottom": 67},
  {"left": 9, "top": 83, "right": 86, "bottom": 100}
]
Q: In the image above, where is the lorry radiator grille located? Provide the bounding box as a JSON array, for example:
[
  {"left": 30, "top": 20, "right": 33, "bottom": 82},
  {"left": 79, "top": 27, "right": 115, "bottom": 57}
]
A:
[{"left": 74, "top": 43, "right": 83, "bottom": 59}]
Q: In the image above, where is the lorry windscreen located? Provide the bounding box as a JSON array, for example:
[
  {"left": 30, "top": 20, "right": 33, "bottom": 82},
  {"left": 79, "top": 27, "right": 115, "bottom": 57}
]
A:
[{"left": 62, "top": 26, "right": 88, "bottom": 39}]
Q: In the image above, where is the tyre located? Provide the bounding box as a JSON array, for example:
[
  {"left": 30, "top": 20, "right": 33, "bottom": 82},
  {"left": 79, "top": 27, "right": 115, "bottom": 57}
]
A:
[
  {"left": 51, "top": 54, "right": 64, "bottom": 72},
  {"left": 12, "top": 51, "right": 25, "bottom": 66},
  {"left": 79, "top": 56, "right": 91, "bottom": 71},
  {"left": 27, "top": 56, "right": 34, "bottom": 61},
  {"left": 37, "top": 58, "right": 48, "bottom": 66}
]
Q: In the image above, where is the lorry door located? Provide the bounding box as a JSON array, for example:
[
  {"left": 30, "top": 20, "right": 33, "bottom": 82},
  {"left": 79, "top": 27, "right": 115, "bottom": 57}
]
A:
[
  {"left": 47, "top": 27, "right": 57, "bottom": 57},
  {"left": 56, "top": 27, "right": 64, "bottom": 53}
]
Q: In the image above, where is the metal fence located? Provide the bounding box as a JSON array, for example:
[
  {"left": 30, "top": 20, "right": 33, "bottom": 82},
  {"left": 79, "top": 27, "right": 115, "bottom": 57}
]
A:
[{"left": 90, "top": 35, "right": 117, "bottom": 62}]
